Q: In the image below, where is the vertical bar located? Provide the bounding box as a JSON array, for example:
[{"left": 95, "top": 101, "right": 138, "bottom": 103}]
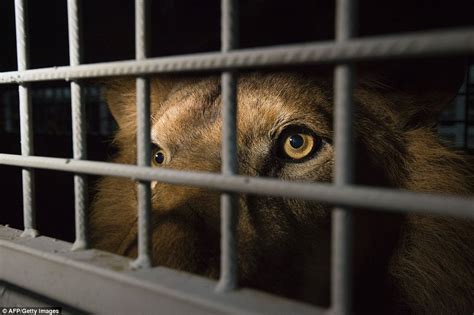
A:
[
  {"left": 15, "top": 0, "right": 38, "bottom": 238},
  {"left": 131, "top": 0, "right": 152, "bottom": 269},
  {"left": 68, "top": 0, "right": 88, "bottom": 251},
  {"left": 331, "top": 0, "right": 357, "bottom": 313},
  {"left": 216, "top": 0, "right": 239, "bottom": 292}
]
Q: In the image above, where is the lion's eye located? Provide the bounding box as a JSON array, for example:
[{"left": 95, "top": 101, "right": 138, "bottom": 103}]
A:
[
  {"left": 277, "top": 128, "right": 322, "bottom": 161},
  {"left": 151, "top": 145, "right": 165, "bottom": 166}
]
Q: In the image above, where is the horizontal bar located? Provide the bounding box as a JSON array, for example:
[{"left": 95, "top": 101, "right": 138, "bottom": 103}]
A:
[
  {"left": 0, "top": 225, "right": 325, "bottom": 315},
  {"left": 0, "top": 28, "right": 473, "bottom": 84},
  {"left": 0, "top": 154, "right": 473, "bottom": 219}
]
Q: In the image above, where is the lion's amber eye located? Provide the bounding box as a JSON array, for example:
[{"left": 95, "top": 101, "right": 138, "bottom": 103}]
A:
[
  {"left": 277, "top": 128, "right": 322, "bottom": 161},
  {"left": 283, "top": 133, "right": 314, "bottom": 160},
  {"left": 151, "top": 146, "right": 165, "bottom": 166}
]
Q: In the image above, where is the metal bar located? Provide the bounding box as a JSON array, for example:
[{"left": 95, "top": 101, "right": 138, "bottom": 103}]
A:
[
  {"left": 67, "top": 0, "right": 88, "bottom": 251},
  {"left": 331, "top": 0, "right": 357, "bottom": 313},
  {"left": 1, "top": 154, "right": 473, "bottom": 219},
  {"left": 14, "top": 0, "right": 37, "bottom": 238},
  {"left": 217, "top": 0, "right": 239, "bottom": 292},
  {"left": 132, "top": 0, "right": 152, "bottom": 269},
  {"left": 14, "top": 0, "right": 28, "bottom": 74},
  {"left": 0, "top": 226, "right": 326, "bottom": 315},
  {"left": 1, "top": 28, "right": 473, "bottom": 84}
]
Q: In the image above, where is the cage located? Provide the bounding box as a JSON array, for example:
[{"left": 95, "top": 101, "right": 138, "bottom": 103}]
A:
[{"left": 0, "top": 0, "right": 473, "bottom": 314}]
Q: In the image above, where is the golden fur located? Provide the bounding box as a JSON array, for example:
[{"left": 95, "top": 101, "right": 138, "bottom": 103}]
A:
[{"left": 90, "top": 72, "right": 474, "bottom": 313}]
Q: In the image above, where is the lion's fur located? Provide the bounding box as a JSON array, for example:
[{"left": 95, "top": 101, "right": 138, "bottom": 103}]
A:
[{"left": 90, "top": 72, "right": 474, "bottom": 313}]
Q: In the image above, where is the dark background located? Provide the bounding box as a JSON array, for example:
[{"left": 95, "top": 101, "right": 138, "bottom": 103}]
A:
[{"left": 0, "top": 0, "right": 473, "bottom": 242}]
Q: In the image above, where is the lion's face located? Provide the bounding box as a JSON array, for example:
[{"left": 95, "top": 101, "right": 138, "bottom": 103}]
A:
[
  {"left": 150, "top": 74, "right": 336, "bottom": 298},
  {"left": 92, "top": 72, "right": 419, "bottom": 305}
]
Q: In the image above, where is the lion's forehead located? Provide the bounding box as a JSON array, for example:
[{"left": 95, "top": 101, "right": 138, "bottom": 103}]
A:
[{"left": 151, "top": 80, "right": 298, "bottom": 149}]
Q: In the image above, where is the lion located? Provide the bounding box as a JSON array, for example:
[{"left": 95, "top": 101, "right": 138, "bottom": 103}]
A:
[{"left": 90, "top": 71, "right": 474, "bottom": 314}]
